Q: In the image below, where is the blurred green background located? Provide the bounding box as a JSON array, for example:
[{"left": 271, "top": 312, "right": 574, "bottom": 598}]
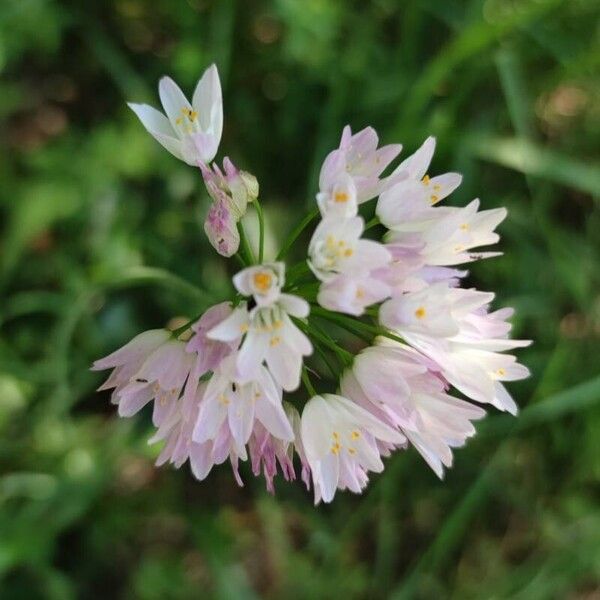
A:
[{"left": 1, "top": 0, "right": 599, "bottom": 598}]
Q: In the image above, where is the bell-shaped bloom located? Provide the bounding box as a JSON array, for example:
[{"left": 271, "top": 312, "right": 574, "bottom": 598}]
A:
[
  {"left": 300, "top": 393, "right": 404, "bottom": 503},
  {"left": 376, "top": 136, "right": 462, "bottom": 230},
  {"left": 208, "top": 295, "right": 312, "bottom": 392},
  {"left": 343, "top": 346, "right": 486, "bottom": 478},
  {"left": 192, "top": 355, "right": 294, "bottom": 452},
  {"left": 380, "top": 285, "right": 531, "bottom": 414},
  {"left": 151, "top": 382, "right": 217, "bottom": 481},
  {"left": 204, "top": 196, "right": 240, "bottom": 257},
  {"left": 128, "top": 64, "right": 223, "bottom": 166},
  {"left": 248, "top": 403, "right": 302, "bottom": 493},
  {"left": 92, "top": 330, "right": 195, "bottom": 427},
  {"left": 319, "top": 126, "right": 403, "bottom": 205}
]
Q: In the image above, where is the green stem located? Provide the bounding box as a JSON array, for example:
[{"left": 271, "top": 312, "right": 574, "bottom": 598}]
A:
[
  {"left": 310, "top": 305, "right": 405, "bottom": 346},
  {"left": 237, "top": 220, "right": 255, "bottom": 265},
  {"left": 365, "top": 216, "right": 381, "bottom": 231},
  {"left": 293, "top": 317, "right": 353, "bottom": 365},
  {"left": 276, "top": 207, "right": 320, "bottom": 261},
  {"left": 301, "top": 367, "right": 317, "bottom": 397},
  {"left": 234, "top": 253, "right": 247, "bottom": 268},
  {"left": 252, "top": 198, "right": 265, "bottom": 263}
]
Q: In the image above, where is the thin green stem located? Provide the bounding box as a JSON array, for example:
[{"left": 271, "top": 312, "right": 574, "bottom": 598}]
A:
[
  {"left": 310, "top": 305, "right": 405, "bottom": 346},
  {"left": 234, "top": 253, "right": 247, "bottom": 268},
  {"left": 301, "top": 367, "right": 317, "bottom": 397},
  {"left": 252, "top": 198, "right": 265, "bottom": 263},
  {"left": 365, "top": 216, "right": 381, "bottom": 231},
  {"left": 237, "top": 220, "right": 255, "bottom": 265},
  {"left": 276, "top": 207, "right": 320, "bottom": 261}
]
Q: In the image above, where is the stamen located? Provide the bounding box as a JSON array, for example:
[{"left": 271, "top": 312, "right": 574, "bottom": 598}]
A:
[
  {"left": 253, "top": 271, "right": 273, "bottom": 292},
  {"left": 415, "top": 306, "right": 426, "bottom": 319},
  {"left": 422, "top": 174, "right": 431, "bottom": 185}
]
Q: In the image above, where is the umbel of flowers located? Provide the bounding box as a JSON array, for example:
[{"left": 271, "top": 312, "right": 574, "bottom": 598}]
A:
[{"left": 94, "top": 65, "right": 530, "bottom": 503}]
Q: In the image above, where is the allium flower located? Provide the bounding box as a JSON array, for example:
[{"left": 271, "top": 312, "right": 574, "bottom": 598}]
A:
[
  {"left": 319, "top": 126, "right": 403, "bottom": 205},
  {"left": 300, "top": 394, "right": 404, "bottom": 503},
  {"left": 128, "top": 64, "right": 223, "bottom": 165},
  {"left": 308, "top": 216, "right": 392, "bottom": 315},
  {"left": 97, "top": 75, "right": 531, "bottom": 501},
  {"left": 192, "top": 354, "right": 294, "bottom": 450},
  {"left": 376, "top": 136, "right": 462, "bottom": 230},
  {"left": 208, "top": 263, "right": 312, "bottom": 391},
  {"left": 380, "top": 285, "right": 530, "bottom": 413},
  {"left": 93, "top": 330, "right": 196, "bottom": 426},
  {"left": 345, "top": 343, "right": 486, "bottom": 477}
]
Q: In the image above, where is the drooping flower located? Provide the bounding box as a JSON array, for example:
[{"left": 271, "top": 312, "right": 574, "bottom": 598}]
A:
[
  {"left": 343, "top": 345, "right": 486, "bottom": 478},
  {"left": 208, "top": 263, "right": 313, "bottom": 391},
  {"left": 300, "top": 393, "right": 405, "bottom": 503},
  {"left": 192, "top": 354, "right": 294, "bottom": 451},
  {"left": 248, "top": 402, "right": 301, "bottom": 493},
  {"left": 379, "top": 285, "right": 531, "bottom": 414},
  {"left": 376, "top": 136, "right": 462, "bottom": 230},
  {"left": 319, "top": 126, "right": 403, "bottom": 206},
  {"left": 128, "top": 64, "right": 223, "bottom": 165},
  {"left": 92, "top": 329, "right": 196, "bottom": 426}
]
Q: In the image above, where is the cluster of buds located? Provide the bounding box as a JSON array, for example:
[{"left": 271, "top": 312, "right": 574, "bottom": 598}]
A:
[{"left": 95, "top": 65, "right": 530, "bottom": 503}]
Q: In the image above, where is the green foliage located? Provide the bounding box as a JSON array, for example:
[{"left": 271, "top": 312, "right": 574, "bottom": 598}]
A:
[{"left": 0, "top": 0, "right": 599, "bottom": 597}]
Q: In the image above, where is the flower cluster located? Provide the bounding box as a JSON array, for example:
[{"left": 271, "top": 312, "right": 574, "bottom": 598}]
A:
[{"left": 94, "top": 65, "right": 530, "bottom": 503}]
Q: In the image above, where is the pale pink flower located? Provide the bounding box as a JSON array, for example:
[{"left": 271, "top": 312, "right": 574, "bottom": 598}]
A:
[
  {"left": 317, "top": 272, "right": 391, "bottom": 316},
  {"left": 128, "top": 64, "right": 222, "bottom": 165},
  {"left": 92, "top": 329, "right": 195, "bottom": 427},
  {"left": 204, "top": 194, "right": 240, "bottom": 257},
  {"left": 319, "top": 126, "right": 403, "bottom": 204},
  {"left": 376, "top": 136, "right": 462, "bottom": 230},
  {"left": 192, "top": 355, "right": 294, "bottom": 450},
  {"left": 344, "top": 345, "right": 486, "bottom": 478},
  {"left": 380, "top": 285, "right": 531, "bottom": 414},
  {"left": 300, "top": 394, "right": 404, "bottom": 503}
]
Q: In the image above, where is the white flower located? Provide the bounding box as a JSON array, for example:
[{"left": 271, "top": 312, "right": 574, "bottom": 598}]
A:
[
  {"left": 308, "top": 217, "right": 391, "bottom": 282},
  {"left": 376, "top": 136, "right": 462, "bottom": 230},
  {"left": 192, "top": 355, "right": 294, "bottom": 451},
  {"left": 208, "top": 263, "right": 312, "bottom": 391},
  {"left": 232, "top": 262, "right": 286, "bottom": 307},
  {"left": 317, "top": 272, "right": 391, "bottom": 316},
  {"left": 385, "top": 199, "right": 506, "bottom": 266},
  {"left": 300, "top": 394, "right": 404, "bottom": 503},
  {"left": 128, "top": 64, "right": 223, "bottom": 166},
  {"left": 380, "top": 285, "right": 531, "bottom": 414},
  {"left": 316, "top": 173, "right": 358, "bottom": 219},
  {"left": 346, "top": 342, "right": 486, "bottom": 478}
]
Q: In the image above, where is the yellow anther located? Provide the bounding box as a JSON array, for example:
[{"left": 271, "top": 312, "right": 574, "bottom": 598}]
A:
[
  {"left": 433, "top": 184, "right": 441, "bottom": 191},
  {"left": 254, "top": 391, "right": 261, "bottom": 399},
  {"left": 176, "top": 117, "right": 183, "bottom": 125},
  {"left": 459, "top": 223, "right": 469, "bottom": 231},
  {"left": 270, "top": 336, "right": 281, "bottom": 347},
  {"left": 253, "top": 271, "right": 273, "bottom": 292},
  {"left": 334, "top": 191, "right": 349, "bottom": 203},
  {"left": 356, "top": 287, "right": 365, "bottom": 299},
  {"left": 350, "top": 430, "right": 360, "bottom": 440},
  {"left": 415, "top": 306, "right": 426, "bottom": 319},
  {"left": 344, "top": 248, "right": 354, "bottom": 257},
  {"left": 331, "top": 442, "right": 341, "bottom": 455},
  {"left": 338, "top": 240, "right": 345, "bottom": 247},
  {"left": 496, "top": 368, "right": 506, "bottom": 376},
  {"left": 332, "top": 431, "right": 340, "bottom": 440},
  {"left": 219, "top": 394, "right": 230, "bottom": 406},
  {"left": 240, "top": 323, "right": 249, "bottom": 333},
  {"left": 273, "top": 320, "right": 283, "bottom": 330},
  {"left": 430, "top": 194, "right": 440, "bottom": 204},
  {"left": 348, "top": 447, "right": 357, "bottom": 455},
  {"left": 422, "top": 174, "right": 431, "bottom": 185}
]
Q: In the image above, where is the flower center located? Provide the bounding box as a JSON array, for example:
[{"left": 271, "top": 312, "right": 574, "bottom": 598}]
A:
[
  {"left": 334, "top": 191, "right": 349, "bottom": 203},
  {"left": 253, "top": 271, "right": 273, "bottom": 292}
]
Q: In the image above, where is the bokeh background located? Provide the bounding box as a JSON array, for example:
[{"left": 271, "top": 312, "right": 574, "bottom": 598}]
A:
[{"left": 1, "top": 0, "right": 599, "bottom": 598}]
